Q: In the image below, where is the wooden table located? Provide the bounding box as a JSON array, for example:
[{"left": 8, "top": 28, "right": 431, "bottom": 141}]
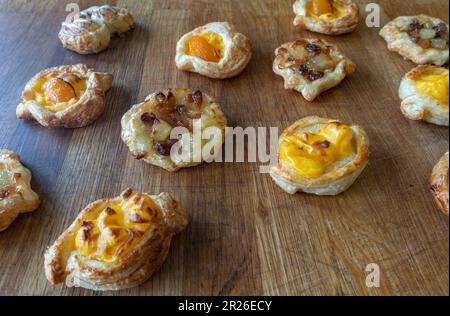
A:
[{"left": 0, "top": 0, "right": 448, "bottom": 296}]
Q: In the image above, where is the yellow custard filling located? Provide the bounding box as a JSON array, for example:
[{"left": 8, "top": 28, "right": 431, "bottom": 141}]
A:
[
  {"left": 415, "top": 70, "right": 449, "bottom": 104},
  {"left": 30, "top": 73, "right": 87, "bottom": 113},
  {"left": 75, "top": 193, "right": 161, "bottom": 263},
  {"left": 185, "top": 32, "right": 225, "bottom": 62},
  {"left": 306, "top": 0, "right": 345, "bottom": 20},
  {"left": 279, "top": 122, "right": 355, "bottom": 178}
]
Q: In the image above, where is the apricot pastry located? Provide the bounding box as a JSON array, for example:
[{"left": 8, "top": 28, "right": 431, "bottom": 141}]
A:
[
  {"left": 270, "top": 116, "right": 369, "bottom": 195},
  {"left": 0, "top": 150, "right": 40, "bottom": 232},
  {"left": 293, "top": 0, "right": 360, "bottom": 35},
  {"left": 380, "top": 15, "right": 449, "bottom": 66},
  {"left": 44, "top": 188, "right": 188, "bottom": 291},
  {"left": 175, "top": 22, "right": 252, "bottom": 79},
  {"left": 121, "top": 88, "right": 227, "bottom": 172},
  {"left": 16, "top": 64, "right": 113, "bottom": 128},
  {"left": 430, "top": 152, "right": 449, "bottom": 215},
  {"left": 399, "top": 65, "right": 449, "bottom": 126},
  {"left": 273, "top": 39, "right": 356, "bottom": 101}
]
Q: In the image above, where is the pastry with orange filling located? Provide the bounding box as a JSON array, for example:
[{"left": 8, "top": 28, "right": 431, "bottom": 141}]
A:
[
  {"left": 44, "top": 188, "right": 188, "bottom": 291},
  {"left": 380, "top": 15, "right": 449, "bottom": 66},
  {"left": 399, "top": 65, "right": 449, "bottom": 126},
  {"left": 270, "top": 116, "right": 369, "bottom": 195},
  {"left": 293, "top": 0, "right": 360, "bottom": 35},
  {"left": 17, "top": 64, "right": 113, "bottom": 128},
  {"left": 121, "top": 88, "right": 227, "bottom": 172},
  {"left": 175, "top": 22, "right": 252, "bottom": 79},
  {"left": 430, "top": 152, "right": 449, "bottom": 215},
  {"left": 0, "top": 150, "right": 40, "bottom": 232},
  {"left": 273, "top": 39, "right": 356, "bottom": 101}
]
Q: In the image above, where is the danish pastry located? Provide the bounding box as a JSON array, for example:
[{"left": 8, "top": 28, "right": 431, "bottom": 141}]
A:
[
  {"left": 270, "top": 116, "right": 369, "bottom": 195},
  {"left": 44, "top": 188, "right": 187, "bottom": 291},
  {"left": 399, "top": 65, "right": 449, "bottom": 126},
  {"left": 273, "top": 39, "right": 356, "bottom": 101},
  {"left": 293, "top": 0, "right": 360, "bottom": 35},
  {"left": 0, "top": 150, "right": 40, "bottom": 232},
  {"left": 175, "top": 22, "right": 252, "bottom": 79},
  {"left": 121, "top": 88, "right": 227, "bottom": 172},
  {"left": 16, "top": 64, "right": 113, "bottom": 128},
  {"left": 379, "top": 15, "right": 449, "bottom": 66},
  {"left": 59, "top": 5, "right": 134, "bottom": 54},
  {"left": 430, "top": 152, "right": 449, "bottom": 215}
]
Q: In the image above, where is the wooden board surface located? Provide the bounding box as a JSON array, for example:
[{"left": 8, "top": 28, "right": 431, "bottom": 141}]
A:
[{"left": 0, "top": 0, "right": 448, "bottom": 296}]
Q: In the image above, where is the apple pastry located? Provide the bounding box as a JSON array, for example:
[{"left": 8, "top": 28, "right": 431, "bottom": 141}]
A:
[
  {"left": 121, "top": 88, "right": 227, "bottom": 172},
  {"left": 380, "top": 15, "right": 449, "bottom": 66},
  {"left": 81, "top": 5, "right": 134, "bottom": 36},
  {"left": 0, "top": 150, "right": 40, "bottom": 232},
  {"left": 430, "top": 152, "right": 449, "bottom": 215},
  {"left": 44, "top": 188, "right": 188, "bottom": 291},
  {"left": 273, "top": 39, "right": 356, "bottom": 101},
  {"left": 175, "top": 22, "right": 252, "bottom": 79},
  {"left": 16, "top": 64, "right": 113, "bottom": 128},
  {"left": 399, "top": 65, "right": 449, "bottom": 126},
  {"left": 270, "top": 116, "right": 369, "bottom": 195},
  {"left": 293, "top": 0, "right": 360, "bottom": 35}
]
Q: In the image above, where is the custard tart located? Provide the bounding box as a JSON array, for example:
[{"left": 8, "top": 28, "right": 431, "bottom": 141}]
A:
[
  {"left": 44, "top": 188, "right": 187, "bottom": 291},
  {"left": 121, "top": 88, "right": 227, "bottom": 172},
  {"left": 0, "top": 150, "right": 40, "bottom": 232},
  {"left": 293, "top": 0, "right": 360, "bottom": 35},
  {"left": 270, "top": 116, "right": 369, "bottom": 195},
  {"left": 430, "top": 152, "right": 449, "bottom": 215},
  {"left": 399, "top": 65, "right": 449, "bottom": 126},
  {"left": 175, "top": 22, "right": 252, "bottom": 79},
  {"left": 16, "top": 64, "right": 113, "bottom": 128},
  {"left": 380, "top": 15, "right": 449, "bottom": 66},
  {"left": 273, "top": 39, "right": 356, "bottom": 101}
]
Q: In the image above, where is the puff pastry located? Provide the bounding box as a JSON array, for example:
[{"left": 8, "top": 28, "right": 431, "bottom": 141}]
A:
[
  {"left": 430, "top": 152, "right": 449, "bottom": 215},
  {"left": 293, "top": 0, "right": 360, "bottom": 35},
  {"left": 175, "top": 22, "right": 252, "bottom": 79},
  {"left": 399, "top": 65, "right": 449, "bottom": 126},
  {"left": 121, "top": 88, "right": 227, "bottom": 172},
  {"left": 59, "top": 5, "right": 134, "bottom": 54},
  {"left": 379, "top": 15, "right": 449, "bottom": 66},
  {"left": 44, "top": 188, "right": 187, "bottom": 291},
  {"left": 0, "top": 150, "right": 40, "bottom": 232},
  {"left": 273, "top": 39, "right": 356, "bottom": 101},
  {"left": 16, "top": 64, "right": 113, "bottom": 128},
  {"left": 270, "top": 116, "right": 369, "bottom": 195}
]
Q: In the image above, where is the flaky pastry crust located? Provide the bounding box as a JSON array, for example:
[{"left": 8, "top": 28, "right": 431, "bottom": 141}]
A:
[
  {"left": 379, "top": 15, "right": 449, "bottom": 66},
  {"left": 293, "top": 0, "right": 360, "bottom": 35},
  {"left": 16, "top": 64, "right": 113, "bottom": 128},
  {"left": 430, "top": 152, "right": 449, "bottom": 215},
  {"left": 399, "top": 65, "right": 449, "bottom": 126},
  {"left": 121, "top": 88, "right": 227, "bottom": 172},
  {"left": 44, "top": 188, "right": 188, "bottom": 291},
  {"left": 273, "top": 39, "right": 356, "bottom": 101},
  {"left": 0, "top": 150, "right": 40, "bottom": 232},
  {"left": 270, "top": 116, "right": 369, "bottom": 195},
  {"left": 175, "top": 22, "right": 252, "bottom": 79},
  {"left": 82, "top": 5, "right": 134, "bottom": 36}
]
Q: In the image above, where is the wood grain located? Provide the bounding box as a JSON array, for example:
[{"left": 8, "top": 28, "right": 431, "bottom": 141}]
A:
[{"left": 0, "top": 0, "right": 448, "bottom": 296}]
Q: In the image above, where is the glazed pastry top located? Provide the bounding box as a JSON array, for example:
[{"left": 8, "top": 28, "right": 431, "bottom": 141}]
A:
[{"left": 397, "top": 16, "right": 448, "bottom": 50}]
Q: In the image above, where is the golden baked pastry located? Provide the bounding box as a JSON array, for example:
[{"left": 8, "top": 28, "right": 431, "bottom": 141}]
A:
[
  {"left": 293, "top": 0, "right": 360, "bottom": 35},
  {"left": 175, "top": 22, "right": 252, "bottom": 79},
  {"left": 273, "top": 39, "right": 356, "bottom": 101},
  {"left": 16, "top": 64, "right": 113, "bottom": 128},
  {"left": 0, "top": 150, "right": 40, "bottom": 232},
  {"left": 44, "top": 188, "right": 187, "bottom": 291},
  {"left": 399, "top": 65, "right": 449, "bottom": 126},
  {"left": 59, "top": 5, "right": 134, "bottom": 54},
  {"left": 121, "top": 88, "right": 227, "bottom": 172},
  {"left": 379, "top": 15, "right": 449, "bottom": 66},
  {"left": 270, "top": 116, "right": 369, "bottom": 195},
  {"left": 430, "top": 152, "right": 449, "bottom": 215},
  {"left": 81, "top": 5, "right": 134, "bottom": 36}
]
